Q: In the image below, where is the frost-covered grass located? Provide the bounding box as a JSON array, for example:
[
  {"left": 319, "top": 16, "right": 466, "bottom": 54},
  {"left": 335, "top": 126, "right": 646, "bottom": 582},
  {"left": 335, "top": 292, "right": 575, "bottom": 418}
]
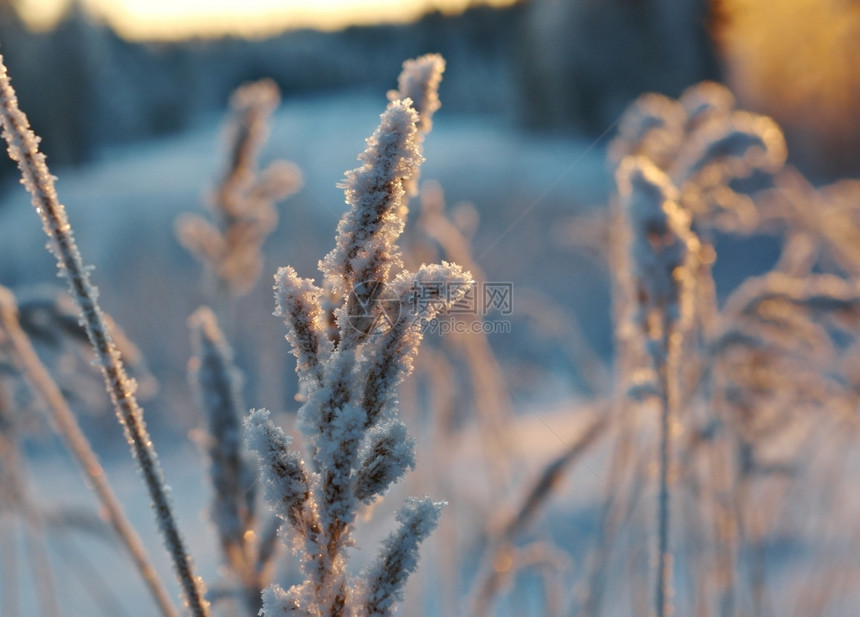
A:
[{"left": 1, "top": 48, "right": 859, "bottom": 617}]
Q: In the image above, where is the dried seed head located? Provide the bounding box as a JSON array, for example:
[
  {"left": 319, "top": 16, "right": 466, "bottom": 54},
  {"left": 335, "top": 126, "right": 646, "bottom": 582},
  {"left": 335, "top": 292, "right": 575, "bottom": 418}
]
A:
[{"left": 617, "top": 156, "right": 698, "bottom": 339}]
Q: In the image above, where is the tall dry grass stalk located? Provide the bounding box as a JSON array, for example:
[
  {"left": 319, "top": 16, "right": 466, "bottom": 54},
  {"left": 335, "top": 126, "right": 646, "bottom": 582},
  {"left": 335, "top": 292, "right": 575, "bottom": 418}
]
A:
[
  {"left": 188, "top": 306, "right": 281, "bottom": 613},
  {"left": 0, "top": 54, "right": 211, "bottom": 617},
  {"left": 412, "top": 181, "right": 515, "bottom": 489},
  {"left": 601, "top": 79, "right": 860, "bottom": 616},
  {"left": 0, "top": 379, "right": 59, "bottom": 617},
  {"left": 616, "top": 156, "right": 699, "bottom": 617},
  {"left": 0, "top": 286, "right": 179, "bottom": 617},
  {"left": 177, "top": 79, "right": 302, "bottom": 302}
]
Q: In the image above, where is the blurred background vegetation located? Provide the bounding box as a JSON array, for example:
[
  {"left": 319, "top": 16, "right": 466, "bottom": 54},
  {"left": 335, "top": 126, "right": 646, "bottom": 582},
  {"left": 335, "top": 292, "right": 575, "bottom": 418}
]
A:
[
  {"left": 1, "top": 0, "right": 857, "bottom": 177},
  {"left": 1, "top": 0, "right": 857, "bottom": 182}
]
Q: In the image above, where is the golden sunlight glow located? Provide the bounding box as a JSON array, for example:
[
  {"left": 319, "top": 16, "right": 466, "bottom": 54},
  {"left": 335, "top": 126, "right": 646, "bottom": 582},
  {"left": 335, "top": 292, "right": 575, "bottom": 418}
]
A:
[
  {"left": 714, "top": 0, "right": 860, "bottom": 166},
  {"left": 16, "top": 0, "right": 520, "bottom": 40}
]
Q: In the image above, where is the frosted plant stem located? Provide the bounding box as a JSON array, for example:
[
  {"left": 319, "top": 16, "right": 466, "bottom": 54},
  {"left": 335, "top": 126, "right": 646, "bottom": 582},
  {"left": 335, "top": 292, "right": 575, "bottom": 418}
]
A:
[
  {"left": 616, "top": 157, "right": 691, "bottom": 617},
  {"left": 656, "top": 370, "right": 671, "bottom": 617},
  {"left": 656, "top": 320, "right": 677, "bottom": 617},
  {"left": 0, "top": 289, "right": 180, "bottom": 617},
  {"left": 706, "top": 428, "right": 736, "bottom": 617},
  {"left": 0, "top": 55, "right": 210, "bottom": 617}
]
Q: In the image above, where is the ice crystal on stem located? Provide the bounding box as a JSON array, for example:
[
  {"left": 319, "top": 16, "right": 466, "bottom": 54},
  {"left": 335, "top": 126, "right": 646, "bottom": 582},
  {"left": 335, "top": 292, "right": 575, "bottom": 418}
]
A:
[
  {"left": 388, "top": 54, "right": 445, "bottom": 135},
  {"left": 360, "top": 497, "right": 444, "bottom": 617},
  {"left": 387, "top": 53, "right": 445, "bottom": 202},
  {"left": 319, "top": 100, "right": 422, "bottom": 305}
]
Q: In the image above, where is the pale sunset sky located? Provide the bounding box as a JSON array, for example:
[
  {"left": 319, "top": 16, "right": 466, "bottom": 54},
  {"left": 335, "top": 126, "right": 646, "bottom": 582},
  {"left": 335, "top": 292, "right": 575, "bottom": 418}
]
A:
[{"left": 16, "top": 0, "right": 519, "bottom": 39}]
